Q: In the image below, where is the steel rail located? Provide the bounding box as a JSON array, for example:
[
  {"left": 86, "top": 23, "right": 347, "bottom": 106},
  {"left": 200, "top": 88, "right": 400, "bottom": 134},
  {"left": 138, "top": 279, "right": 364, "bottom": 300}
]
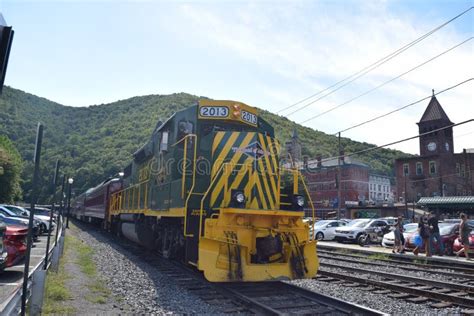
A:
[
  {"left": 218, "top": 281, "right": 387, "bottom": 315},
  {"left": 318, "top": 253, "right": 474, "bottom": 281},
  {"left": 319, "top": 269, "right": 474, "bottom": 309},
  {"left": 317, "top": 246, "right": 474, "bottom": 273},
  {"left": 320, "top": 262, "right": 474, "bottom": 293}
]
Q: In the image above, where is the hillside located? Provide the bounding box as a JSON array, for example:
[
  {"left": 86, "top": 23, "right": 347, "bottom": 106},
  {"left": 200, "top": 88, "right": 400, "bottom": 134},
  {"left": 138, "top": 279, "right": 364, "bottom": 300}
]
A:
[{"left": 0, "top": 86, "right": 410, "bottom": 202}]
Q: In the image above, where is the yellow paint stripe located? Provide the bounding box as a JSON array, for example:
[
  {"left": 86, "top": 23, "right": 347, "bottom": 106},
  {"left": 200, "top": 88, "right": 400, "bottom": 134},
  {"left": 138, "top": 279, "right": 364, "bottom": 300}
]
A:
[
  {"left": 257, "top": 158, "right": 274, "bottom": 209},
  {"left": 254, "top": 170, "right": 268, "bottom": 209},
  {"left": 212, "top": 132, "right": 240, "bottom": 178},
  {"left": 212, "top": 131, "right": 225, "bottom": 155},
  {"left": 210, "top": 133, "right": 255, "bottom": 206},
  {"left": 259, "top": 134, "right": 278, "bottom": 204}
]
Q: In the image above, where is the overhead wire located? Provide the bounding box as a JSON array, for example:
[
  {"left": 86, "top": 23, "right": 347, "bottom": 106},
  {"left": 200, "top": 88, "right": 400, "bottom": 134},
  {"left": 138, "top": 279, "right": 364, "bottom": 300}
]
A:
[
  {"left": 333, "top": 77, "right": 473, "bottom": 135},
  {"left": 296, "top": 37, "right": 473, "bottom": 123},
  {"left": 276, "top": 6, "right": 473, "bottom": 115},
  {"left": 312, "top": 119, "right": 474, "bottom": 165}
]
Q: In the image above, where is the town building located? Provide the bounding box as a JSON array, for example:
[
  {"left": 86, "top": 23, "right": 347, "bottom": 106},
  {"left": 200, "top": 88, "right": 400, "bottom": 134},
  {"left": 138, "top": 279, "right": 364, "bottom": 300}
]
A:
[
  {"left": 369, "top": 174, "right": 393, "bottom": 203},
  {"left": 394, "top": 91, "right": 474, "bottom": 203},
  {"left": 302, "top": 155, "right": 369, "bottom": 218}
]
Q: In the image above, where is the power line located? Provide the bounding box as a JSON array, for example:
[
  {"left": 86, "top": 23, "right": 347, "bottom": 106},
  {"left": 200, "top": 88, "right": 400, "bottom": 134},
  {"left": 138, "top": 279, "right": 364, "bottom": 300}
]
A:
[
  {"left": 334, "top": 78, "right": 473, "bottom": 135},
  {"left": 276, "top": 6, "right": 473, "bottom": 115},
  {"left": 296, "top": 36, "right": 473, "bottom": 123},
  {"left": 317, "top": 119, "right": 473, "bottom": 164}
]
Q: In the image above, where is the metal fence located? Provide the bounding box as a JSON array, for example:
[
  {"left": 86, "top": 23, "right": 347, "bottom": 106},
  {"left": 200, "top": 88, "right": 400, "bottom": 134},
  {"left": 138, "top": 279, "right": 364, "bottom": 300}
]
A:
[{"left": 0, "top": 215, "right": 65, "bottom": 315}]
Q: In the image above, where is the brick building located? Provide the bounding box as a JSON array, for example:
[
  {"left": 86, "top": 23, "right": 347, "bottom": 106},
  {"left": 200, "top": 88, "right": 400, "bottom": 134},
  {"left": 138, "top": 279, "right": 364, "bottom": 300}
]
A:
[
  {"left": 395, "top": 92, "right": 474, "bottom": 203},
  {"left": 302, "top": 156, "right": 369, "bottom": 217}
]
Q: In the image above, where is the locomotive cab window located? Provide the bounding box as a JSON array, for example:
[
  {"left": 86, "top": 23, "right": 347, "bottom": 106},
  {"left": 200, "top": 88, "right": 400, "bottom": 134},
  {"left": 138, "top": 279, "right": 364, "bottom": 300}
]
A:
[
  {"left": 160, "top": 130, "right": 169, "bottom": 152},
  {"left": 177, "top": 120, "right": 194, "bottom": 146}
]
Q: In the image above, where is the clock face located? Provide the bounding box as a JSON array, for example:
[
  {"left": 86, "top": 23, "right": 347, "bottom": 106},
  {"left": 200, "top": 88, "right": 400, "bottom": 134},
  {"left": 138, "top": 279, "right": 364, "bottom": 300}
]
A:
[
  {"left": 427, "top": 142, "right": 437, "bottom": 151},
  {"left": 445, "top": 142, "right": 449, "bottom": 151}
]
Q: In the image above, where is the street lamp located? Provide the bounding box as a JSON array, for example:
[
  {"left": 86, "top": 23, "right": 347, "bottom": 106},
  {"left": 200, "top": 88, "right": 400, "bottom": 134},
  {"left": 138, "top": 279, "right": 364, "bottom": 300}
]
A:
[
  {"left": 118, "top": 171, "right": 124, "bottom": 177},
  {"left": 66, "top": 177, "right": 73, "bottom": 228}
]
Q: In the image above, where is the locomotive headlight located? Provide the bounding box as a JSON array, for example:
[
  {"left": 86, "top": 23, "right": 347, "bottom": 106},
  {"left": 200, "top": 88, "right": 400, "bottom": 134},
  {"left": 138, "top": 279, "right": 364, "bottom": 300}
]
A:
[
  {"left": 235, "top": 192, "right": 245, "bottom": 204},
  {"left": 293, "top": 195, "right": 305, "bottom": 210},
  {"left": 231, "top": 190, "right": 246, "bottom": 208}
]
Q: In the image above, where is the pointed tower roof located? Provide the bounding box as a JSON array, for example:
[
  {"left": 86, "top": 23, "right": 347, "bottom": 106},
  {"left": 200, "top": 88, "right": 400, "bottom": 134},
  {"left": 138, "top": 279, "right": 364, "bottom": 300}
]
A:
[
  {"left": 291, "top": 128, "right": 299, "bottom": 139},
  {"left": 418, "top": 89, "right": 452, "bottom": 124}
]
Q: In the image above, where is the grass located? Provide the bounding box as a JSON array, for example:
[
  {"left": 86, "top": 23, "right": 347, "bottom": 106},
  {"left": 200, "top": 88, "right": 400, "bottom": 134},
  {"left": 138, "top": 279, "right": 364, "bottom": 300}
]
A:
[
  {"left": 42, "top": 235, "right": 75, "bottom": 315},
  {"left": 67, "top": 226, "right": 111, "bottom": 304},
  {"left": 42, "top": 225, "right": 111, "bottom": 312},
  {"left": 367, "top": 253, "right": 389, "bottom": 260}
]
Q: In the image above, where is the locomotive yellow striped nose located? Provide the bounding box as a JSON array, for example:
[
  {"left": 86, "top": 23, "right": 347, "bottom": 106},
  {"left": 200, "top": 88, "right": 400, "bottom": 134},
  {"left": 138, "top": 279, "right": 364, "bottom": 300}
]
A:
[{"left": 210, "top": 131, "right": 280, "bottom": 210}]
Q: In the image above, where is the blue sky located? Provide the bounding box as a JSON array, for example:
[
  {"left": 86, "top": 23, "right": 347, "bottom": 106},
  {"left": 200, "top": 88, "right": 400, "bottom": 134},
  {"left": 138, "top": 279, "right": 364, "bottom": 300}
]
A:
[{"left": 1, "top": 0, "right": 473, "bottom": 154}]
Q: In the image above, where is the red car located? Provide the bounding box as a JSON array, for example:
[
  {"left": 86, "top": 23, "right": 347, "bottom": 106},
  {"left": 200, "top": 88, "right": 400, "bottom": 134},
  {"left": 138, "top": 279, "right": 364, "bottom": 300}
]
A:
[
  {"left": 3, "top": 225, "right": 28, "bottom": 267},
  {"left": 453, "top": 233, "right": 474, "bottom": 257},
  {"left": 405, "top": 223, "right": 459, "bottom": 255}
]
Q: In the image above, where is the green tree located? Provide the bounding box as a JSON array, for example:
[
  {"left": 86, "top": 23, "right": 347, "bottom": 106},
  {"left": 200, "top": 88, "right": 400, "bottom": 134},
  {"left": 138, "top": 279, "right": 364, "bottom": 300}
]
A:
[{"left": 0, "top": 135, "right": 23, "bottom": 202}]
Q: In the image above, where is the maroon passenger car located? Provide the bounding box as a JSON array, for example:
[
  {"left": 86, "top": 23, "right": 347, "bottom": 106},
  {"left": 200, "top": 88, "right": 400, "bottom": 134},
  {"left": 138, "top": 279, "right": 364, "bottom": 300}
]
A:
[{"left": 72, "top": 178, "right": 122, "bottom": 225}]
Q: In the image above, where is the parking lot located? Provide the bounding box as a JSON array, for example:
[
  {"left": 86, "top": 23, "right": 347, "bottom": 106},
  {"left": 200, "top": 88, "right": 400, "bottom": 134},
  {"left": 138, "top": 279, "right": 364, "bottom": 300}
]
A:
[{"left": 0, "top": 229, "right": 57, "bottom": 309}]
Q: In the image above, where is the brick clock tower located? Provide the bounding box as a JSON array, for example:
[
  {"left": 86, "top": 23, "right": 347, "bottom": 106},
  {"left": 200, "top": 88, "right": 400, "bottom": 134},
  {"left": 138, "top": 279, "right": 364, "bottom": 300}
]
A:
[
  {"left": 395, "top": 89, "right": 474, "bottom": 201},
  {"left": 417, "top": 90, "right": 454, "bottom": 157}
]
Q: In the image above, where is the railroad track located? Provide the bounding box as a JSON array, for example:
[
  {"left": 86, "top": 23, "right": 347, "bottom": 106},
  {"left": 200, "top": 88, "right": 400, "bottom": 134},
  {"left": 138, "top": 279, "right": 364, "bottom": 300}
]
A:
[
  {"left": 318, "top": 251, "right": 474, "bottom": 283},
  {"left": 318, "top": 245, "right": 474, "bottom": 273},
  {"left": 319, "top": 260, "right": 474, "bottom": 311},
  {"left": 74, "top": 220, "right": 385, "bottom": 315}
]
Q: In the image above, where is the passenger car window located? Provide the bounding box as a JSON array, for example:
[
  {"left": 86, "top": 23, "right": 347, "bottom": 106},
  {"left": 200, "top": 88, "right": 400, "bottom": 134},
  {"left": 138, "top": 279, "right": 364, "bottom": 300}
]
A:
[{"left": 328, "top": 222, "right": 338, "bottom": 227}]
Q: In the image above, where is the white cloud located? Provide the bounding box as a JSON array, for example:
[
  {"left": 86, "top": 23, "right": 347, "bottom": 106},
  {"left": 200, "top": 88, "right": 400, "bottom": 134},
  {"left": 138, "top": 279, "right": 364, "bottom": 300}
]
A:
[{"left": 170, "top": 2, "right": 473, "bottom": 154}]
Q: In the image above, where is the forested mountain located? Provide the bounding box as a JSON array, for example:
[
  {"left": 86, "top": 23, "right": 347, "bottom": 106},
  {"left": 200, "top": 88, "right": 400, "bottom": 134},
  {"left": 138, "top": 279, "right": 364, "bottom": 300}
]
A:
[{"left": 0, "top": 86, "right": 410, "bottom": 203}]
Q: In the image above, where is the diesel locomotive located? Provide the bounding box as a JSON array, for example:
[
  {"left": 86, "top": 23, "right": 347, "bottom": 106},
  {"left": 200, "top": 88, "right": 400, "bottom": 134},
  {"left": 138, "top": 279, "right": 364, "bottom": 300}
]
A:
[{"left": 72, "top": 100, "right": 318, "bottom": 282}]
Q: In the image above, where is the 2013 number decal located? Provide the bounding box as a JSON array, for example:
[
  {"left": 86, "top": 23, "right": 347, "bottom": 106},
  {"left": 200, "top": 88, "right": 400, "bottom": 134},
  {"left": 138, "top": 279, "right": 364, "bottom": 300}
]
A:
[
  {"left": 199, "top": 106, "right": 229, "bottom": 118},
  {"left": 241, "top": 110, "right": 257, "bottom": 125}
]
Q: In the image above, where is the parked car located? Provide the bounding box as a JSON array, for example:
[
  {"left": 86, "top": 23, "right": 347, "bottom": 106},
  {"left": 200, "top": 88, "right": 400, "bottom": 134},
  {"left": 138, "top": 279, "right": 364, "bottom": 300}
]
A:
[
  {"left": 0, "top": 206, "right": 41, "bottom": 239},
  {"left": 25, "top": 206, "right": 55, "bottom": 220},
  {"left": 1, "top": 205, "right": 54, "bottom": 233},
  {"left": 3, "top": 225, "right": 28, "bottom": 267},
  {"left": 0, "top": 221, "right": 7, "bottom": 272},
  {"left": 382, "top": 223, "right": 418, "bottom": 247},
  {"left": 453, "top": 232, "right": 474, "bottom": 256},
  {"left": 405, "top": 223, "right": 459, "bottom": 255},
  {"left": 334, "top": 219, "right": 389, "bottom": 243},
  {"left": 313, "top": 220, "right": 348, "bottom": 240}
]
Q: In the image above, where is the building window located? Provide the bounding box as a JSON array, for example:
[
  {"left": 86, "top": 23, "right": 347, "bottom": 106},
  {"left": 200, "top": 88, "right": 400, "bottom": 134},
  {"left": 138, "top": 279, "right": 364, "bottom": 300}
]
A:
[
  {"left": 403, "top": 163, "right": 409, "bottom": 176},
  {"left": 429, "top": 161, "right": 436, "bottom": 175},
  {"left": 456, "top": 163, "right": 461, "bottom": 176},
  {"left": 416, "top": 162, "right": 423, "bottom": 175},
  {"left": 460, "top": 164, "right": 465, "bottom": 177}
]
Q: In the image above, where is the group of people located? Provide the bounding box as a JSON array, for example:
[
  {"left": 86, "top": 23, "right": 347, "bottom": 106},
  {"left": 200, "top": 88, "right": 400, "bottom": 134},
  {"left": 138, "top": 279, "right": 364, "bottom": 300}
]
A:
[{"left": 391, "top": 212, "right": 472, "bottom": 260}]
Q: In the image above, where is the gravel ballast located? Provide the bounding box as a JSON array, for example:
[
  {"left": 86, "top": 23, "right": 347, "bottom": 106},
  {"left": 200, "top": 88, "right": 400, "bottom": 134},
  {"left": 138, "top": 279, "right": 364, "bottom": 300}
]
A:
[
  {"left": 290, "top": 263, "right": 464, "bottom": 315},
  {"left": 70, "top": 223, "right": 229, "bottom": 314}
]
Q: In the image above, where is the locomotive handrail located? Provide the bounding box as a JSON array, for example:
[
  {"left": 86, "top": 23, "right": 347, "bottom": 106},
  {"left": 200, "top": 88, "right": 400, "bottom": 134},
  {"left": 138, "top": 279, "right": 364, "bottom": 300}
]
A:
[
  {"left": 198, "top": 162, "right": 228, "bottom": 239},
  {"left": 279, "top": 167, "right": 316, "bottom": 240},
  {"left": 172, "top": 134, "right": 197, "bottom": 199},
  {"left": 182, "top": 134, "right": 197, "bottom": 237}
]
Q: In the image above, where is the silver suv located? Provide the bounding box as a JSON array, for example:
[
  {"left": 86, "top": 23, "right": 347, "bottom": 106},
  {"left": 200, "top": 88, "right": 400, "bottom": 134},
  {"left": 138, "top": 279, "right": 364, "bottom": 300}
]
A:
[{"left": 334, "top": 219, "right": 389, "bottom": 243}]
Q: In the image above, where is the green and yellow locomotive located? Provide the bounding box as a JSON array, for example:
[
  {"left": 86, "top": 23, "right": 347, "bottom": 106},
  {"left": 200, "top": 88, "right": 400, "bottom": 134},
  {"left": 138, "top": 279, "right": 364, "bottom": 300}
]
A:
[{"left": 106, "top": 100, "right": 318, "bottom": 282}]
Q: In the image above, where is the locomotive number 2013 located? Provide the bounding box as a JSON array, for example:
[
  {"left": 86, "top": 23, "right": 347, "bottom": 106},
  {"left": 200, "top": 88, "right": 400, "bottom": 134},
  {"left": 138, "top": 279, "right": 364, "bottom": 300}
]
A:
[
  {"left": 241, "top": 110, "right": 257, "bottom": 125},
  {"left": 199, "top": 106, "right": 229, "bottom": 118}
]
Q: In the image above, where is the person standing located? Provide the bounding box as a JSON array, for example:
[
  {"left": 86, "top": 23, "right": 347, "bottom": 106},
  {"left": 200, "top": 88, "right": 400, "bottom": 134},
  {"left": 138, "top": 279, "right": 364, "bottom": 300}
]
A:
[
  {"left": 428, "top": 212, "right": 444, "bottom": 256},
  {"left": 455, "top": 213, "right": 472, "bottom": 260},
  {"left": 398, "top": 216, "right": 405, "bottom": 254},
  {"left": 392, "top": 218, "right": 401, "bottom": 254},
  {"left": 414, "top": 216, "right": 431, "bottom": 256}
]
